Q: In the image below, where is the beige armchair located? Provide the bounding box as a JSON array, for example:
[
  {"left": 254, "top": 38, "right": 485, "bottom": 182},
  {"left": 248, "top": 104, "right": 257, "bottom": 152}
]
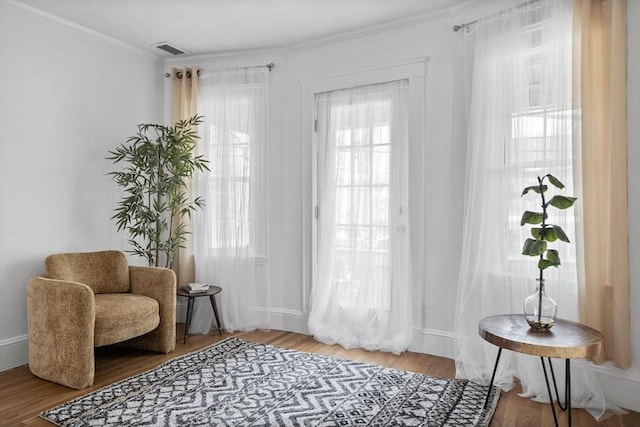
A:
[{"left": 27, "top": 250, "right": 176, "bottom": 389}]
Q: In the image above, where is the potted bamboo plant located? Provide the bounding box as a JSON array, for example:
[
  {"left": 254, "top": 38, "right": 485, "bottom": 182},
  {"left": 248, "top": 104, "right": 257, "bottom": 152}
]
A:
[
  {"left": 107, "top": 115, "right": 209, "bottom": 268},
  {"left": 520, "top": 174, "right": 577, "bottom": 330}
]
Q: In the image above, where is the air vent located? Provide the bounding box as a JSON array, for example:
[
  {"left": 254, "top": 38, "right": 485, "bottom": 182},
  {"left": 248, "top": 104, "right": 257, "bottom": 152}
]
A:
[{"left": 152, "top": 42, "right": 189, "bottom": 56}]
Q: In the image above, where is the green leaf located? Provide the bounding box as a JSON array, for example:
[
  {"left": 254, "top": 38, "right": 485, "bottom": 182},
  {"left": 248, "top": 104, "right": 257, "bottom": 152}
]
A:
[
  {"left": 545, "top": 249, "right": 560, "bottom": 263},
  {"left": 548, "top": 195, "right": 577, "bottom": 209},
  {"left": 531, "top": 227, "right": 558, "bottom": 242},
  {"left": 538, "top": 259, "right": 560, "bottom": 270},
  {"left": 522, "top": 238, "right": 547, "bottom": 256},
  {"left": 538, "top": 250, "right": 561, "bottom": 270},
  {"left": 521, "top": 185, "right": 547, "bottom": 196},
  {"left": 552, "top": 225, "right": 570, "bottom": 243},
  {"left": 521, "top": 211, "right": 544, "bottom": 226},
  {"left": 546, "top": 174, "right": 565, "bottom": 189}
]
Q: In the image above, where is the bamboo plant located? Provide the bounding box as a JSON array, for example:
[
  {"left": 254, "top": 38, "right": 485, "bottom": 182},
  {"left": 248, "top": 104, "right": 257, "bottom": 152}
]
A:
[{"left": 107, "top": 115, "right": 209, "bottom": 268}]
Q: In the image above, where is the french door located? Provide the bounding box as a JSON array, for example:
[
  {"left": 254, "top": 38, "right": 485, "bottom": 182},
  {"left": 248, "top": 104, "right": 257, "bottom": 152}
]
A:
[{"left": 308, "top": 80, "right": 412, "bottom": 353}]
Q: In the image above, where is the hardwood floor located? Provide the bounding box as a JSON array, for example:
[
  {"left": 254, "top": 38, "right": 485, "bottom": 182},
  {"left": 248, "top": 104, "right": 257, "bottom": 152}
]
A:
[{"left": 1, "top": 327, "right": 638, "bottom": 426}]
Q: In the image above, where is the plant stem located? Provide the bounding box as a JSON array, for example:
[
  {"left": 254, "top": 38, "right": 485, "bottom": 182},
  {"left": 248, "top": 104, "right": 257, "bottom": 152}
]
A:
[
  {"left": 155, "top": 143, "right": 161, "bottom": 267},
  {"left": 537, "top": 176, "right": 547, "bottom": 324},
  {"left": 147, "top": 179, "right": 153, "bottom": 266}
]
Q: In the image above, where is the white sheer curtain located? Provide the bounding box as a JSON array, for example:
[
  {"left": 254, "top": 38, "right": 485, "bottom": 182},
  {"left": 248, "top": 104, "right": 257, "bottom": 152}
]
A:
[
  {"left": 308, "top": 80, "right": 412, "bottom": 354},
  {"left": 191, "top": 67, "right": 269, "bottom": 333},
  {"left": 454, "top": 0, "right": 610, "bottom": 418}
]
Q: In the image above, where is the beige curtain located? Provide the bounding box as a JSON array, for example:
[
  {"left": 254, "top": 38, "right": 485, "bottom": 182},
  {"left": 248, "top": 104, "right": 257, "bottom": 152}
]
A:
[
  {"left": 574, "top": 0, "right": 630, "bottom": 368},
  {"left": 170, "top": 67, "right": 200, "bottom": 287}
]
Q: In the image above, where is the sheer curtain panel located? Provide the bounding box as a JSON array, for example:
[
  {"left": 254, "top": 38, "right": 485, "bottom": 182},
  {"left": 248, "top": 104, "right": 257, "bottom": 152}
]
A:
[
  {"left": 191, "top": 67, "right": 269, "bottom": 333},
  {"left": 454, "top": 0, "right": 613, "bottom": 418},
  {"left": 308, "top": 80, "right": 412, "bottom": 354}
]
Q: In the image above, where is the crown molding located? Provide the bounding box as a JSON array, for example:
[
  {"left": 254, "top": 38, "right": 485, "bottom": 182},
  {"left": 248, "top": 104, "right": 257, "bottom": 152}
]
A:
[
  {"left": 163, "top": 46, "right": 283, "bottom": 66},
  {"left": 284, "top": 0, "right": 483, "bottom": 53},
  {"left": 4, "top": 0, "right": 157, "bottom": 59}
]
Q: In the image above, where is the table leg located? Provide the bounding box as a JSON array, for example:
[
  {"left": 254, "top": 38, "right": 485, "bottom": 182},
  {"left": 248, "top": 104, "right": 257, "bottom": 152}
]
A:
[
  {"left": 540, "top": 357, "right": 560, "bottom": 426},
  {"left": 541, "top": 357, "right": 572, "bottom": 427},
  {"left": 184, "top": 296, "right": 195, "bottom": 344},
  {"left": 566, "top": 359, "right": 572, "bottom": 426},
  {"left": 209, "top": 294, "right": 222, "bottom": 336},
  {"left": 484, "top": 347, "right": 502, "bottom": 409},
  {"left": 547, "top": 358, "right": 569, "bottom": 411}
]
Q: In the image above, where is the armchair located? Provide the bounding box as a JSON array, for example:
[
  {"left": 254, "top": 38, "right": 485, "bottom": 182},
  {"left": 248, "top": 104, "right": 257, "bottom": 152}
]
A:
[{"left": 27, "top": 250, "right": 176, "bottom": 389}]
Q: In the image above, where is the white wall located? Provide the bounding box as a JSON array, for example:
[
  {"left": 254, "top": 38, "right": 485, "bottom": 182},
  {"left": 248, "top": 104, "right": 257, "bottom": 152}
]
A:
[{"left": 0, "top": 2, "right": 163, "bottom": 370}]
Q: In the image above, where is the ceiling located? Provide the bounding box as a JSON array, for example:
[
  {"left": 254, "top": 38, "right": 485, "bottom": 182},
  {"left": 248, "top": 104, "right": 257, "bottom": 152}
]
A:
[{"left": 10, "top": 0, "right": 471, "bottom": 57}]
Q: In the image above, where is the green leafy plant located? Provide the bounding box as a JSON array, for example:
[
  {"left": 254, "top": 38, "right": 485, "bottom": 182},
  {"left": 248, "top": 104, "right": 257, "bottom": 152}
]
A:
[
  {"left": 521, "top": 174, "right": 577, "bottom": 288},
  {"left": 108, "top": 115, "right": 209, "bottom": 268}
]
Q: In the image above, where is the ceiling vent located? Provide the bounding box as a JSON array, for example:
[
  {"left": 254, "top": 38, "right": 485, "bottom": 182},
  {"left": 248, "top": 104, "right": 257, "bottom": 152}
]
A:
[{"left": 152, "top": 42, "right": 189, "bottom": 56}]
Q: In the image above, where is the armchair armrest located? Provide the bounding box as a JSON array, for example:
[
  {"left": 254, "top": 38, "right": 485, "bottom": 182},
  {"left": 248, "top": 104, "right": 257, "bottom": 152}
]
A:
[
  {"left": 129, "top": 265, "right": 176, "bottom": 302},
  {"left": 27, "top": 277, "right": 95, "bottom": 389},
  {"left": 127, "top": 266, "right": 176, "bottom": 353}
]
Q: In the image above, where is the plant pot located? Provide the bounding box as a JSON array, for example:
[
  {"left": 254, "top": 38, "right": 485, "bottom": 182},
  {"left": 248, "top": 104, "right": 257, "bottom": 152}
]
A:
[{"left": 523, "top": 279, "right": 557, "bottom": 331}]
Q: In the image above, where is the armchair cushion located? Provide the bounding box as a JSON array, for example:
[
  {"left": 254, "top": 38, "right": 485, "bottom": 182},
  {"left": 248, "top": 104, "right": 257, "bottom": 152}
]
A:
[{"left": 94, "top": 294, "right": 160, "bottom": 347}]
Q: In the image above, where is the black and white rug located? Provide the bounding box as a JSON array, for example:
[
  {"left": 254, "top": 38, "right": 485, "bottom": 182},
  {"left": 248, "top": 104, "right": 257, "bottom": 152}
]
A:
[{"left": 41, "top": 337, "right": 499, "bottom": 426}]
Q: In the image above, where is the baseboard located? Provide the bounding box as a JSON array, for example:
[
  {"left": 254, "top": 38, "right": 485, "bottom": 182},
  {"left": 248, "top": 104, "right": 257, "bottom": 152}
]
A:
[
  {"left": 177, "top": 302, "right": 310, "bottom": 335},
  {"left": 263, "top": 308, "right": 308, "bottom": 334},
  {"left": 409, "top": 327, "right": 458, "bottom": 359},
  {"left": 589, "top": 362, "right": 640, "bottom": 413},
  {"left": 0, "top": 334, "right": 28, "bottom": 371}
]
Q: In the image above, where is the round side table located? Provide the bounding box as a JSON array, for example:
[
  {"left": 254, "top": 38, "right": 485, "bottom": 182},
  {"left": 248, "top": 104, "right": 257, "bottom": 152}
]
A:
[
  {"left": 177, "top": 285, "right": 223, "bottom": 343},
  {"left": 479, "top": 314, "right": 603, "bottom": 427}
]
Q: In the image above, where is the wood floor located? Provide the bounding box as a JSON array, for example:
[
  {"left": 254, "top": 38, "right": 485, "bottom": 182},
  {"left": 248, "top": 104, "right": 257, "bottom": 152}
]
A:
[{"left": 1, "top": 327, "right": 638, "bottom": 427}]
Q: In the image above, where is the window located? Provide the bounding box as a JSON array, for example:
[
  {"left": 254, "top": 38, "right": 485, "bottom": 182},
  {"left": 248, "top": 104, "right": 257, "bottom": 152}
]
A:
[
  {"left": 204, "top": 104, "right": 252, "bottom": 250},
  {"left": 506, "top": 16, "right": 576, "bottom": 276},
  {"left": 196, "top": 68, "right": 268, "bottom": 256},
  {"left": 329, "top": 101, "right": 393, "bottom": 306}
]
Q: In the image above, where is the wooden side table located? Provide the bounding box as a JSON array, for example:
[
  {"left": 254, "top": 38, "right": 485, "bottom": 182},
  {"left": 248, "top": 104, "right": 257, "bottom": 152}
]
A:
[
  {"left": 479, "top": 314, "right": 603, "bottom": 427},
  {"left": 177, "top": 285, "right": 223, "bottom": 343}
]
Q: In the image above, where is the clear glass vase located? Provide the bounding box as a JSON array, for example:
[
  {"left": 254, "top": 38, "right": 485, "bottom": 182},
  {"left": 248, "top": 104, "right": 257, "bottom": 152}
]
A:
[{"left": 524, "top": 279, "right": 557, "bottom": 331}]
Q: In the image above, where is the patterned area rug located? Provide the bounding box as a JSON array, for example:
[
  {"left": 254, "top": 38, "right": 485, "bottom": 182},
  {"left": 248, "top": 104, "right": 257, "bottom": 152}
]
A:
[{"left": 41, "top": 337, "right": 499, "bottom": 426}]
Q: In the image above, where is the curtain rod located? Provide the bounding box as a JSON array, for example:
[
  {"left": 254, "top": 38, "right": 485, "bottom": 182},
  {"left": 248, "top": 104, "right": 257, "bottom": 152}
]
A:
[
  {"left": 452, "top": 0, "right": 541, "bottom": 32},
  {"left": 165, "top": 62, "right": 275, "bottom": 79}
]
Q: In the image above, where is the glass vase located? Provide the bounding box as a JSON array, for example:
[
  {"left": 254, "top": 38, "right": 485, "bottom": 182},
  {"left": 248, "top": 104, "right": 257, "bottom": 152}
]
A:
[{"left": 523, "top": 279, "right": 557, "bottom": 331}]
